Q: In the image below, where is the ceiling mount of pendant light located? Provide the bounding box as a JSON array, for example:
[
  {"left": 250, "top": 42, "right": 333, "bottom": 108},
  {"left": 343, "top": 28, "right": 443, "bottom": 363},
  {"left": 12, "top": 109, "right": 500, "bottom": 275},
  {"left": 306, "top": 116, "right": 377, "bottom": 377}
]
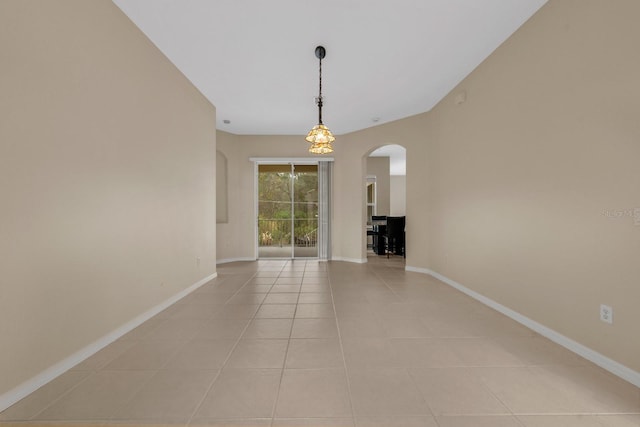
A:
[{"left": 306, "top": 45, "right": 335, "bottom": 154}]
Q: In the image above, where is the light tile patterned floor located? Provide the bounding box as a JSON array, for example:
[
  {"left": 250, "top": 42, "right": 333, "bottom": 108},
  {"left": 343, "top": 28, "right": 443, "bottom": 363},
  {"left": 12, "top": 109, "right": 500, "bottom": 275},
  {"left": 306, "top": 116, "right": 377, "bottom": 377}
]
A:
[{"left": 1, "top": 257, "right": 639, "bottom": 426}]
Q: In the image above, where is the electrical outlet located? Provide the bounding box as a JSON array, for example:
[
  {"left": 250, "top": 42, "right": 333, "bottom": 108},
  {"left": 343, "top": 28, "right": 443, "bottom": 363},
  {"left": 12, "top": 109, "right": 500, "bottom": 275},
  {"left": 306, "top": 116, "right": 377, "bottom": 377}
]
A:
[
  {"left": 600, "top": 304, "right": 613, "bottom": 324},
  {"left": 196, "top": 257, "right": 201, "bottom": 266}
]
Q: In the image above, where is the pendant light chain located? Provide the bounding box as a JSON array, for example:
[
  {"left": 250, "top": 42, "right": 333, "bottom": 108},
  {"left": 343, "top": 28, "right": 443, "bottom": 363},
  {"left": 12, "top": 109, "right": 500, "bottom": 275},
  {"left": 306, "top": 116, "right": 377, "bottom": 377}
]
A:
[{"left": 317, "top": 54, "right": 323, "bottom": 124}]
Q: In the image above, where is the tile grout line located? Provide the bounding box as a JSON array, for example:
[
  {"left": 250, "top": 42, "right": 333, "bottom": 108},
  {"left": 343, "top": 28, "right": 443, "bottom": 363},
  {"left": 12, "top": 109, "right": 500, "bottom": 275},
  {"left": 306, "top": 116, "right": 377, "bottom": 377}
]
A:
[
  {"left": 106, "top": 368, "right": 164, "bottom": 424},
  {"left": 371, "top": 260, "right": 441, "bottom": 425},
  {"left": 269, "top": 260, "right": 303, "bottom": 426},
  {"left": 329, "top": 262, "right": 358, "bottom": 424},
  {"left": 24, "top": 370, "right": 94, "bottom": 422},
  {"left": 186, "top": 265, "right": 274, "bottom": 426}
]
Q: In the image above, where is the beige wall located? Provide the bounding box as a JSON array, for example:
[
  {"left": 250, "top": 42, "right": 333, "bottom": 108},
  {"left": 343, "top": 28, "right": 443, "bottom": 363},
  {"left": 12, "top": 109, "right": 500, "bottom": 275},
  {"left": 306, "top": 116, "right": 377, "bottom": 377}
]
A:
[
  {"left": 216, "top": 133, "right": 315, "bottom": 262},
  {"left": 216, "top": 131, "right": 248, "bottom": 261},
  {"left": 416, "top": 0, "right": 640, "bottom": 373},
  {"left": 390, "top": 175, "right": 407, "bottom": 216},
  {"left": 336, "top": 119, "right": 423, "bottom": 263},
  {"left": 216, "top": 151, "right": 228, "bottom": 223},
  {"left": 338, "top": 0, "right": 640, "bottom": 374},
  {"left": 0, "top": 0, "right": 217, "bottom": 398},
  {"left": 366, "top": 157, "right": 390, "bottom": 216}
]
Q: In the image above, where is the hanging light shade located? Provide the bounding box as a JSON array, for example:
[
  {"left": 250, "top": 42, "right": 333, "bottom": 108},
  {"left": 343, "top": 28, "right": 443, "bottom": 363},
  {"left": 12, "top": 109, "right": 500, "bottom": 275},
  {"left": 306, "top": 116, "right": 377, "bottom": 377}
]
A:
[
  {"left": 306, "top": 124, "right": 335, "bottom": 154},
  {"left": 306, "top": 46, "right": 335, "bottom": 154}
]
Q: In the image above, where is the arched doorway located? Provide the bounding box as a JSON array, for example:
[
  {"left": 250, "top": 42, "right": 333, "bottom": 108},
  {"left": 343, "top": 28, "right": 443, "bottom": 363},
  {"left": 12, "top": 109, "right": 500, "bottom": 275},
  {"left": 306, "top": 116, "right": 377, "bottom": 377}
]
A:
[{"left": 366, "top": 144, "right": 407, "bottom": 258}]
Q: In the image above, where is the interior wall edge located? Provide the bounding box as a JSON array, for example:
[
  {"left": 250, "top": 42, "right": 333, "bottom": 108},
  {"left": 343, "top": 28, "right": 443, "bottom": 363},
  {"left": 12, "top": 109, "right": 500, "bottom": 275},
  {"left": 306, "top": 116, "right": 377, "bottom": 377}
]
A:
[
  {"left": 0, "top": 272, "right": 217, "bottom": 413},
  {"left": 405, "top": 265, "right": 640, "bottom": 388}
]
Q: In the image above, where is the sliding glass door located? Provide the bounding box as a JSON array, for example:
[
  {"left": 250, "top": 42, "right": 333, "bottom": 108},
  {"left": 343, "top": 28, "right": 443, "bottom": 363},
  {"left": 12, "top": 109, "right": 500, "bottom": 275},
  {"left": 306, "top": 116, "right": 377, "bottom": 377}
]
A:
[{"left": 258, "top": 163, "right": 318, "bottom": 258}]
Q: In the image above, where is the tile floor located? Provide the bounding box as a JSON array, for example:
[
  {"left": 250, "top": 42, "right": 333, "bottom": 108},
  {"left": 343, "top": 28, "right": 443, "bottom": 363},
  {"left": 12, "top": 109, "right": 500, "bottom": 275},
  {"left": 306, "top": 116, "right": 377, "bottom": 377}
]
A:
[{"left": 1, "top": 257, "right": 639, "bottom": 426}]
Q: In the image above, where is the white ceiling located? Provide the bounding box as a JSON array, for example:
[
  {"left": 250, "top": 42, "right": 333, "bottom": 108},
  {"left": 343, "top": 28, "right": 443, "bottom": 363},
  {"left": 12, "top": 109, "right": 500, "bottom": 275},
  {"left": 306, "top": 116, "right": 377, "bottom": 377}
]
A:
[{"left": 112, "top": 0, "right": 547, "bottom": 136}]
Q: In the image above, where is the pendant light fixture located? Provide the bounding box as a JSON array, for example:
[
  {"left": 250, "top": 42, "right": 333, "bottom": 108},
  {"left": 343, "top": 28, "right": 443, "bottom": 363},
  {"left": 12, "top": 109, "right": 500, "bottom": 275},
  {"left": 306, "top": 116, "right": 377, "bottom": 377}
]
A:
[{"left": 306, "top": 46, "right": 335, "bottom": 154}]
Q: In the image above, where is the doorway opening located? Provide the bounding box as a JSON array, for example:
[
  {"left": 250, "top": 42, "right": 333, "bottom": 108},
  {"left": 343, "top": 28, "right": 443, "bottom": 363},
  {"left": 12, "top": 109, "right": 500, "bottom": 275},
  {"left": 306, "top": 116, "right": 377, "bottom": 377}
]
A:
[
  {"left": 256, "top": 161, "right": 330, "bottom": 259},
  {"left": 366, "top": 145, "right": 407, "bottom": 259}
]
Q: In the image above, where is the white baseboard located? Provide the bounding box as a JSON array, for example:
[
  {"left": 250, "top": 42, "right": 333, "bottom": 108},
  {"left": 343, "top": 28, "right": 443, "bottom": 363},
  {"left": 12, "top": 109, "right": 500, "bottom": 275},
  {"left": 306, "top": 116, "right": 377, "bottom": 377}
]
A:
[
  {"left": 216, "top": 257, "right": 256, "bottom": 264},
  {"left": 405, "top": 265, "right": 640, "bottom": 388},
  {"left": 217, "top": 258, "right": 333, "bottom": 264},
  {"left": 0, "top": 272, "right": 217, "bottom": 413},
  {"left": 331, "top": 256, "right": 368, "bottom": 264}
]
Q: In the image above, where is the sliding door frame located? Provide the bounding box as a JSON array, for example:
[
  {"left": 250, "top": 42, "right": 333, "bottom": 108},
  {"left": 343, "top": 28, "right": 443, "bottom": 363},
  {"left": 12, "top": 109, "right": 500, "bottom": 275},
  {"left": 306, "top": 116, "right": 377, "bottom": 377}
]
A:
[{"left": 251, "top": 157, "right": 333, "bottom": 260}]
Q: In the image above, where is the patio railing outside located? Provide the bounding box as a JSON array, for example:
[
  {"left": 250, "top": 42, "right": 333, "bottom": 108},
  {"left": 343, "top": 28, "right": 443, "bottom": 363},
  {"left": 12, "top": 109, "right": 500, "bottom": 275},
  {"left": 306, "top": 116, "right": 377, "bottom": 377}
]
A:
[{"left": 258, "top": 218, "right": 317, "bottom": 248}]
